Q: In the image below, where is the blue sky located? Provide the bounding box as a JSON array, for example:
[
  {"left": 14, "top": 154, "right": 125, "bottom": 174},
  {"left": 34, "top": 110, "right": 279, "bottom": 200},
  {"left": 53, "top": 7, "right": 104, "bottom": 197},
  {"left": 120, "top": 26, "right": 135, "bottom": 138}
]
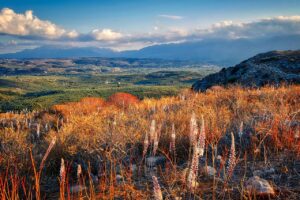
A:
[
  {"left": 0, "top": 0, "right": 300, "bottom": 52},
  {"left": 1, "top": 0, "right": 300, "bottom": 32}
]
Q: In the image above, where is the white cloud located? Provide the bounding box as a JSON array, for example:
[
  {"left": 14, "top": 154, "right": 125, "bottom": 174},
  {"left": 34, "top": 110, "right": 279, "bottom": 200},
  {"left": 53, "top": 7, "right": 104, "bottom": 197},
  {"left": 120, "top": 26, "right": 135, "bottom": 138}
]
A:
[
  {"left": 1, "top": 8, "right": 300, "bottom": 53},
  {"left": 273, "top": 15, "right": 300, "bottom": 21},
  {"left": 91, "top": 29, "right": 123, "bottom": 41},
  {"left": 158, "top": 14, "right": 183, "bottom": 20},
  {"left": 167, "top": 27, "right": 189, "bottom": 37},
  {"left": 199, "top": 16, "right": 300, "bottom": 39},
  {"left": 212, "top": 20, "right": 235, "bottom": 28},
  {"left": 0, "top": 8, "right": 77, "bottom": 39},
  {"left": 114, "top": 15, "right": 300, "bottom": 47},
  {"left": 66, "top": 30, "right": 79, "bottom": 38},
  {"left": 120, "top": 16, "right": 300, "bottom": 48}
]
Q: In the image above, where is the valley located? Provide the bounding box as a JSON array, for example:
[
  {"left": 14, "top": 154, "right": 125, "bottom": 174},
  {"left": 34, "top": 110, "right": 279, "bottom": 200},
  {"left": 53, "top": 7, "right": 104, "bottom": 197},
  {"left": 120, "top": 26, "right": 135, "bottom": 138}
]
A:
[{"left": 0, "top": 58, "right": 220, "bottom": 111}]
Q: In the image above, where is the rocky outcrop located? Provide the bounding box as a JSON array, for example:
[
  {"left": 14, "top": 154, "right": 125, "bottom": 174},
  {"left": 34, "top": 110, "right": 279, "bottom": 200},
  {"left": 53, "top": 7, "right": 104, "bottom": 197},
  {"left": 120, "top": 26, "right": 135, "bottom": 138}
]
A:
[{"left": 192, "top": 50, "right": 300, "bottom": 91}]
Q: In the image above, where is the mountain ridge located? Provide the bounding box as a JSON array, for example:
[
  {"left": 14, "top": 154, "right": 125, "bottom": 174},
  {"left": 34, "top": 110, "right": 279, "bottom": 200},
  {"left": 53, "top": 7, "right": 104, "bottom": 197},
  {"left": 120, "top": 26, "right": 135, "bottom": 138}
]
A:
[
  {"left": 1, "top": 35, "right": 300, "bottom": 66},
  {"left": 0, "top": 46, "right": 116, "bottom": 59}
]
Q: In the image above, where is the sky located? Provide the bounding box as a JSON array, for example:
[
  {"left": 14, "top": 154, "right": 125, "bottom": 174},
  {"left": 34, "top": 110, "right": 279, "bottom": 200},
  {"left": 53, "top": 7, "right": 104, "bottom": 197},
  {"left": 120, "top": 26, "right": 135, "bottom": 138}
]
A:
[{"left": 0, "top": 0, "right": 300, "bottom": 53}]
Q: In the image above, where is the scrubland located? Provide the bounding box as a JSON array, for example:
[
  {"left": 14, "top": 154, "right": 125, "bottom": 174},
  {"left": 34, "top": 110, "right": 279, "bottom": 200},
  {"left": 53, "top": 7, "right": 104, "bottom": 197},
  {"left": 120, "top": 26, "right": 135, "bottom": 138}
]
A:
[{"left": 0, "top": 85, "right": 299, "bottom": 199}]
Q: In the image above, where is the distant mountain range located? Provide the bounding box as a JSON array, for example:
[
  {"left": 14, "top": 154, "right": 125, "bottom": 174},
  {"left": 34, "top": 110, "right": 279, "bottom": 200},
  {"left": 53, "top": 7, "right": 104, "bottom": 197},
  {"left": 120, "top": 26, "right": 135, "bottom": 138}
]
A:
[
  {"left": 0, "top": 46, "right": 115, "bottom": 59},
  {"left": 1, "top": 35, "right": 300, "bottom": 66}
]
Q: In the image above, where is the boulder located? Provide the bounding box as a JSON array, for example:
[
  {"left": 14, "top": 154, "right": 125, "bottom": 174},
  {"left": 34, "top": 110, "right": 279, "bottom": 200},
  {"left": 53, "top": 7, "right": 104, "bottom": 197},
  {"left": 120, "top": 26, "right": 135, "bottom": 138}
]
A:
[{"left": 245, "top": 176, "right": 275, "bottom": 196}]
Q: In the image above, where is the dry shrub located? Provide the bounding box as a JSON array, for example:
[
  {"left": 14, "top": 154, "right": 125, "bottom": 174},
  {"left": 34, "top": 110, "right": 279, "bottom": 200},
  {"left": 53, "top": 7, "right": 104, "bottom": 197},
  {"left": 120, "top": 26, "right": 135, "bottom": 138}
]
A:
[
  {"left": 0, "top": 129, "right": 30, "bottom": 170},
  {"left": 107, "top": 92, "right": 139, "bottom": 108},
  {"left": 52, "top": 97, "right": 105, "bottom": 116}
]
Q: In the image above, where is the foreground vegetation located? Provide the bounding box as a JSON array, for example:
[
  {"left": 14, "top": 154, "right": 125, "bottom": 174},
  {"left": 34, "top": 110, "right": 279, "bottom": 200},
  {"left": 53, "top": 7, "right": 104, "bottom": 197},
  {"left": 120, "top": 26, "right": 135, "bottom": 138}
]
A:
[{"left": 0, "top": 85, "right": 299, "bottom": 199}]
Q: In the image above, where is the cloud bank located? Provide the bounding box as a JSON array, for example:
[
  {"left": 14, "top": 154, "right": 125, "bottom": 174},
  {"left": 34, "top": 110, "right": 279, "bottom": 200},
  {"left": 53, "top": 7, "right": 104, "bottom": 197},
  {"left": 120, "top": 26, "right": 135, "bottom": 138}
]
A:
[{"left": 0, "top": 7, "right": 300, "bottom": 52}]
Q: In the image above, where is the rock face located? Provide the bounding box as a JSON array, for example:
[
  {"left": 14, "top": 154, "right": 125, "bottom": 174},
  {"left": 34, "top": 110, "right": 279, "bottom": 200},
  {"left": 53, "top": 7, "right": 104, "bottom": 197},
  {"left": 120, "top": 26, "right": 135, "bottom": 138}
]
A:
[{"left": 192, "top": 50, "right": 300, "bottom": 91}]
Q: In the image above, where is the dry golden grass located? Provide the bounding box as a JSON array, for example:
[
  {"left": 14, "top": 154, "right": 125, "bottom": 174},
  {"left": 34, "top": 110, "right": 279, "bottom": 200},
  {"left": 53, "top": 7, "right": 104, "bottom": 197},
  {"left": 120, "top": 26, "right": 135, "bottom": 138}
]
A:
[{"left": 0, "top": 85, "right": 299, "bottom": 199}]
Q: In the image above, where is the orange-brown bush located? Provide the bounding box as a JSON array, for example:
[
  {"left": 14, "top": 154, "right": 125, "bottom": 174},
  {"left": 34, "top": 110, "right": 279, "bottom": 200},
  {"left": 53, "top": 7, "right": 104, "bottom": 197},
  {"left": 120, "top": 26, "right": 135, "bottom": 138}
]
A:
[
  {"left": 52, "top": 97, "right": 105, "bottom": 117},
  {"left": 106, "top": 92, "right": 139, "bottom": 108},
  {"left": 0, "top": 85, "right": 299, "bottom": 199}
]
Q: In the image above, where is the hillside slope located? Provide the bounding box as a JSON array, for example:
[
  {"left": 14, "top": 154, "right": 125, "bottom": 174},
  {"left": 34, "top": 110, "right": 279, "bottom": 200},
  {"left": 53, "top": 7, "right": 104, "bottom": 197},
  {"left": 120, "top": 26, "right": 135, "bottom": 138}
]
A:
[{"left": 192, "top": 50, "right": 300, "bottom": 91}]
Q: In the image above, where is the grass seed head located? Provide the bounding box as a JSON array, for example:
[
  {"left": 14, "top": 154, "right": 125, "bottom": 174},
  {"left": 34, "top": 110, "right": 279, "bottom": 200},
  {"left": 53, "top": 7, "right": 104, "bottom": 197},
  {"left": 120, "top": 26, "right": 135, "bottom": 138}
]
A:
[
  {"left": 77, "top": 164, "right": 82, "bottom": 180},
  {"left": 190, "top": 112, "right": 198, "bottom": 145},
  {"left": 150, "top": 119, "right": 156, "bottom": 142},
  {"left": 227, "top": 132, "right": 236, "bottom": 179},
  {"left": 152, "top": 176, "right": 163, "bottom": 200},
  {"left": 60, "top": 158, "right": 66, "bottom": 183}
]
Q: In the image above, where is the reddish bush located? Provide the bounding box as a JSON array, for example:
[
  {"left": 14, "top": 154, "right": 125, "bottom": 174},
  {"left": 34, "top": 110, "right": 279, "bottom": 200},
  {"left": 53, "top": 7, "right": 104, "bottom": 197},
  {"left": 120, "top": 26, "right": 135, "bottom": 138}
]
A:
[{"left": 107, "top": 92, "right": 139, "bottom": 107}]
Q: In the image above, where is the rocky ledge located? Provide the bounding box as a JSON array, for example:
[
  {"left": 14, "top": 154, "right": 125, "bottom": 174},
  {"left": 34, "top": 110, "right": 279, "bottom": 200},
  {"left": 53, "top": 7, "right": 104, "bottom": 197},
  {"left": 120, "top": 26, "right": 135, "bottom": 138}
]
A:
[{"left": 192, "top": 50, "right": 300, "bottom": 91}]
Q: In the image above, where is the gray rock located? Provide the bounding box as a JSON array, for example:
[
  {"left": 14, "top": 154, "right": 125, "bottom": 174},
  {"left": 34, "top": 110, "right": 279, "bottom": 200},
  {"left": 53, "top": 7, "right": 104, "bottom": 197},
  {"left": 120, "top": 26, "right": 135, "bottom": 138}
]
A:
[
  {"left": 253, "top": 170, "right": 263, "bottom": 177},
  {"left": 245, "top": 176, "right": 275, "bottom": 196},
  {"left": 130, "top": 164, "right": 137, "bottom": 174},
  {"left": 253, "top": 168, "right": 275, "bottom": 177},
  {"left": 146, "top": 156, "right": 166, "bottom": 167},
  {"left": 192, "top": 50, "right": 300, "bottom": 91},
  {"left": 265, "top": 168, "right": 275, "bottom": 175},
  {"left": 90, "top": 173, "right": 99, "bottom": 183},
  {"left": 203, "top": 166, "right": 217, "bottom": 176},
  {"left": 116, "top": 174, "right": 123, "bottom": 181},
  {"left": 116, "top": 174, "right": 124, "bottom": 185},
  {"left": 70, "top": 185, "right": 87, "bottom": 193}
]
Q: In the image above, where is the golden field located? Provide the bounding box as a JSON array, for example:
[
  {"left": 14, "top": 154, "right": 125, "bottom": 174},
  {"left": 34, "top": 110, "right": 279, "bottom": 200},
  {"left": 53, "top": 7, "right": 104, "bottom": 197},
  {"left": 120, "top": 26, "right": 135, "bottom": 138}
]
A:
[{"left": 0, "top": 85, "right": 299, "bottom": 199}]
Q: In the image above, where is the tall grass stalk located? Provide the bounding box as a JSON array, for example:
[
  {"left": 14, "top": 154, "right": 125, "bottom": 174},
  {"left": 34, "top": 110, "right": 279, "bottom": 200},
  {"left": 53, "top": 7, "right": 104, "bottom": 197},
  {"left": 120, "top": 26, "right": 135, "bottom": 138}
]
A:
[{"left": 30, "top": 136, "right": 56, "bottom": 200}]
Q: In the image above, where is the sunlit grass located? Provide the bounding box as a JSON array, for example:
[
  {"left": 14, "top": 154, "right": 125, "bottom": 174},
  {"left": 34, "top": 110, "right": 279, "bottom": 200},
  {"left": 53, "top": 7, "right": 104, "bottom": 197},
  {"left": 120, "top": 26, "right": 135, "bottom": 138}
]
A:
[{"left": 0, "top": 85, "right": 299, "bottom": 199}]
